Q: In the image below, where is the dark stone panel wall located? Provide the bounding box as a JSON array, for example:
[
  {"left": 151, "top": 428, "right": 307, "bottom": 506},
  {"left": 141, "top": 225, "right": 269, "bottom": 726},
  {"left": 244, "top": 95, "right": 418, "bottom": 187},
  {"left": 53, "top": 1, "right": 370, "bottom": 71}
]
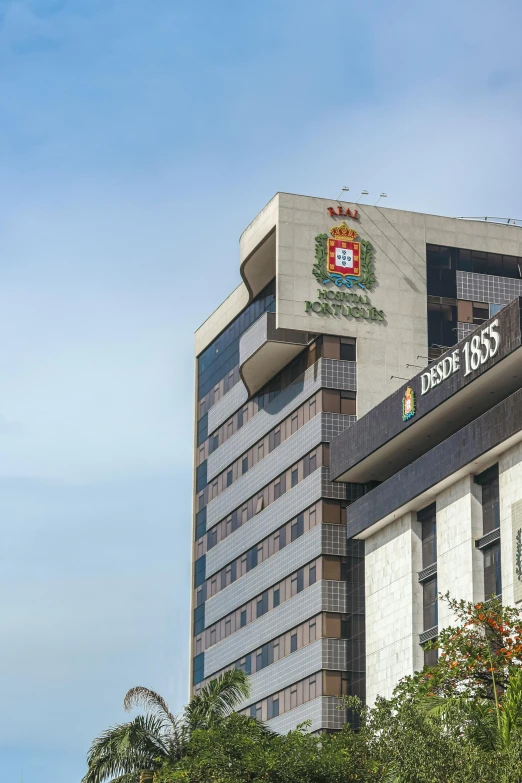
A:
[
  {"left": 330, "top": 298, "right": 522, "bottom": 481},
  {"left": 346, "top": 386, "right": 522, "bottom": 538}
]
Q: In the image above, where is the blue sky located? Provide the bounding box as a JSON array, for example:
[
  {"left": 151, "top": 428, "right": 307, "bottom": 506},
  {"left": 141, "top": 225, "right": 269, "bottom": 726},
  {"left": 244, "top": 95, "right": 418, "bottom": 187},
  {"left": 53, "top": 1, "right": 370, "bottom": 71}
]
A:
[{"left": 1, "top": 0, "right": 522, "bottom": 780}]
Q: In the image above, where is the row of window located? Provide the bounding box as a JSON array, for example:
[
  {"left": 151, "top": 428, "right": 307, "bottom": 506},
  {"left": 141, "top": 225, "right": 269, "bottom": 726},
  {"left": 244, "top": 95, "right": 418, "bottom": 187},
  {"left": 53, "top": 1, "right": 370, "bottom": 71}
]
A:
[
  {"left": 194, "top": 556, "right": 347, "bottom": 654},
  {"left": 195, "top": 611, "right": 359, "bottom": 688},
  {"left": 198, "top": 333, "right": 356, "bottom": 450},
  {"left": 428, "top": 297, "right": 504, "bottom": 357},
  {"left": 196, "top": 504, "right": 319, "bottom": 600},
  {"left": 457, "top": 300, "right": 503, "bottom": 325},
  {"left": 196, "top": 444, "right": 327, "bottom": 547},
  {"left": 199, "top": 392, "right": 320, "bottom": 484},
  {"left": 196, "top": 495, "right": 342, "bottom": 562},
  {"left": 198, "top": 281, "right": 276, "bottom": 402},
  {"left": 198, "top": 326, "right": 314, "bottom": 424},
  {"left": 427, "top": 244, "right": 522, "bottom": 301},
  {"left": 199, "top": 392, "right": 355, "bottom": 508},
  {"left": 195, "top": 558, "right": 320, "bottom": 653},
  {"left": 240, "top": 670, "right": 349, "bottom": 722},
  {"left": 196, "top": 614, "right": 322, "bottom": 673}
]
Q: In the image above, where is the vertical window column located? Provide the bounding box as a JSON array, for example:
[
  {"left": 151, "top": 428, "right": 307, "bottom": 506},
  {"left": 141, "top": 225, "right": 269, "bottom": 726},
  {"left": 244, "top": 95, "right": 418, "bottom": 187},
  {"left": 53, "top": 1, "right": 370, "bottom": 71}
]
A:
[
  {"left": 418, "top": 503, "right": 438, "bottom": 667},
  {"left": 475, "top": 465, "right": 501, "bottom": 600}
]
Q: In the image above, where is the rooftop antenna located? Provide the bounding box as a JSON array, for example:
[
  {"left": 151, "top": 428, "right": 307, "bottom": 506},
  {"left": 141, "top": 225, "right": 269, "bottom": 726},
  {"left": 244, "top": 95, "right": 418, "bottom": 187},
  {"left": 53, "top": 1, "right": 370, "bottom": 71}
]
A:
[
  {"left": 336, "top": 186, "right": 350, "bottom": 200},
  {"left": 355, "top": 190, "right": 369, "bottom": 204},
  {"left": 374, "top": 192, "right": 387, "bottom": 206}
]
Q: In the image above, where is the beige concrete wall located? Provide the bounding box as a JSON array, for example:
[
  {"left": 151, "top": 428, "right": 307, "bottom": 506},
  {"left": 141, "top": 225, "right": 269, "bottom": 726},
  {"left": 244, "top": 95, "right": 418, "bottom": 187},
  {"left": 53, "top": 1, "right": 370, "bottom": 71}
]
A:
[{"left": 272, "top": 193, "right": 522, "bottom": 415}]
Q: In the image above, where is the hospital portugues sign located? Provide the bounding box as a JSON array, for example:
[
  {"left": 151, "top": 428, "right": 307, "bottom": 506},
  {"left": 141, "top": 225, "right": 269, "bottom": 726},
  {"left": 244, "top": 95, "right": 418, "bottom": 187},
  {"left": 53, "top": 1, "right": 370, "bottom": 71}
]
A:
[{"left": 305, "top": 222, "right": 385, "bottom": 322}]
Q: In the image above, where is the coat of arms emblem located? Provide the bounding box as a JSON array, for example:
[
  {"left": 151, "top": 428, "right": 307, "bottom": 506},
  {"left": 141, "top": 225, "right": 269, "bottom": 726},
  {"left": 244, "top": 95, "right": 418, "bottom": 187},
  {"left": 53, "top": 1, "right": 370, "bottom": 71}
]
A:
[
  {"left": 402, "top": 386, "right": 415, "bottom": 421},
  {"left": 313, "top": 222, "right": 375, "bottom": 290}
]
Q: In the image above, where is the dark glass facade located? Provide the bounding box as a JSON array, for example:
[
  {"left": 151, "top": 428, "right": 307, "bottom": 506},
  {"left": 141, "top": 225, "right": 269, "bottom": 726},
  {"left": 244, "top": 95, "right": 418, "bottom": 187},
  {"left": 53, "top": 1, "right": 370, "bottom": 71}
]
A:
[
  {"left": 197, "top": 280, "right": 276, "bottom": 399},
  {"left": 476, "top": 464, "right": 501, "bottom": 599},
  {"left": 344, "top": 538, "right": 366, "bottom": 716},
  {"left": 419, "top": 503, "right": 437, "bottom": 568},
  {"left": 476, "top": 465, "right": 500, "bottom": 535}
]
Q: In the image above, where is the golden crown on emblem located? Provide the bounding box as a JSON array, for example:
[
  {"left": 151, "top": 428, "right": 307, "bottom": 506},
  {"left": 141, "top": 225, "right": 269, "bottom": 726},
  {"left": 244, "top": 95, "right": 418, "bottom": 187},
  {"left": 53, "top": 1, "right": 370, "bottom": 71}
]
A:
[{"left": 329, "top": 221, "right": 358, "bottom": 241}]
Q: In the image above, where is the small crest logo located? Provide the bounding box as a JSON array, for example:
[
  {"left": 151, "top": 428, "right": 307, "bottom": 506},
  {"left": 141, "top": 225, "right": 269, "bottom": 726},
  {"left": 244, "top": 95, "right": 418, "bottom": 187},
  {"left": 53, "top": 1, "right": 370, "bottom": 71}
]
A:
[
  {"left": 402, "top": 386, "right": 415, "bottom": 421},
  {"left": 313, "top": 222, "right": 375, "bottom": 290}
]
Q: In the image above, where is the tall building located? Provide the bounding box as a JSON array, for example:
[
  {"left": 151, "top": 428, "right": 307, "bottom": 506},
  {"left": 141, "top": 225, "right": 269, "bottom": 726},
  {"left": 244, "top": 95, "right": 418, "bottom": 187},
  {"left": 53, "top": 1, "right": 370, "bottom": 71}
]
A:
[{"left": 192, "top": 193, "right": 522, "bottom": 732}]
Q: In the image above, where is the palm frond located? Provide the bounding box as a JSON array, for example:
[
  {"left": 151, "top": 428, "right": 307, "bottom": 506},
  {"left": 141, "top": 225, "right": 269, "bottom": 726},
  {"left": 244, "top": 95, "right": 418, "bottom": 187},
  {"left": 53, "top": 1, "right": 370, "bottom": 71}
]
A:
[
  {"left": 83, "top": 715, "right": 169, "bottom": 783},
  {"left": 421, "top": 694, "right": 499, "bottom": 751},
  {"left": 500, "top": 667, "right": 522, "bottom": 748},
  {"left": 124, "top": 687, "right": 176, "bottom": 724},
  {"left": 185, "top": 669, "right": 250, "bottom": 730},
  {"left": 105, "top": 774, "right": 142, "bottom": 783}
]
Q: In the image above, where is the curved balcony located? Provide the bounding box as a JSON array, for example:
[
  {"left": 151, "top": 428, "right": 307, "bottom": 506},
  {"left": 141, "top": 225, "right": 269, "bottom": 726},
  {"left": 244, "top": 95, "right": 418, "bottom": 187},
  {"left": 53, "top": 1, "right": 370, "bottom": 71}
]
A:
[
  {"left": 239, "top": 311, "right": 312, "bottom": 397},
  {"left": 240, "top": 228, "right": 276, "bottom": 300}
]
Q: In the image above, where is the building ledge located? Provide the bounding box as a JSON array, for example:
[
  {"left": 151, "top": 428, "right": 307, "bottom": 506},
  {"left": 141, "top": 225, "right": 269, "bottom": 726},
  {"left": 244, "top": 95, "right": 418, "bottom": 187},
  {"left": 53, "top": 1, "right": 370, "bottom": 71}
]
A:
[
  {"left": 418, "top": 563, "right": 437, "bottom": 582},
  {"left": 239, "top": 311, "right": 313, "bottom": 396},
  {"left": 475, "top": 527, "right": 501, "bottom": 549},
  {"left": 420, "top": 626, "right": 438, "bottom": 644}
]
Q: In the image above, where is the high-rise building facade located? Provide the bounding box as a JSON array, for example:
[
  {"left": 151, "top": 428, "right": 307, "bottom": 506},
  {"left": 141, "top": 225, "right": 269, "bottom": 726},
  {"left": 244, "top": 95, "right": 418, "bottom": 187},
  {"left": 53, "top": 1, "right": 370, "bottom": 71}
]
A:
[{"left": 192, "top": 193, "right": 522, "bottom": 732}]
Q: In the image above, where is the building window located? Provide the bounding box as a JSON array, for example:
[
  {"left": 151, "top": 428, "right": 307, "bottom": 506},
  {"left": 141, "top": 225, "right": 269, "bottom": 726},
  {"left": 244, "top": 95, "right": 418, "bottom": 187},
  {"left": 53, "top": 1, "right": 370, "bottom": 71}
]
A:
[
  {"left": 240, "top": 610, "right": 247, "bottom": 627},
  {"left": 309, "top": 563, "right": 316, "bottom": 585},
  {"left": 194, "top": 604, "right": 205, "bottom": 635},
  {"left": 257, "top": 591, "right": 268, "bottom": 618},
  {"left": 194, "top": 555, "right": 206, "bottom": 588},
  {"left": 426, "top": 245, "right": 457, "bottom": 298},
  {"left": 427, "top": 301, "right": 457, "bottom": 351},
  {"left": 484, "top": 542, "right": 502, "bottom": 599},
  {"left": 340, "top": 337, "right": 356, "bottom": 362},
  {"left": 424, "top": 646, "right": 438, "bottom": 668},
  {"left": 476, "top": 465, "right": 500, "bottom": 535},
  {"left": 226, "top": 470, "right": 233, "bottom": 487},
  {"left": 291, "top": 513, "right": 304, "bottom": 542},
  {"left": 273, "top": 588, "right": 280, "bottom": 607},
  {"left": 291, "top": 468, "right": 298, "bottom": 487},
  {"left": 341, "top": 390, "right": 356, "bottom": 415},
  {"left": 423, "top": 577, "right": 438, "bottom": 630},
  {"left": 207, "top": 527, "right": 217, "bottom": 550},
  {"left": 418, "top": 503, "right": 437, "bottom": 568},
  {"left": 490, "top": 303, "right": 502, "bottom": 316},
  {"left": 267, "top": 695, "right": 279, "bottom": 719},
  {"left": 457, "top": 247, "right": 522, "bottom": 279},
  {"left": 290, "top": 633, "right": 297, "bottom": 653},
  {"left": 193, "top": 652, "right": 205, "bottom": 685}
]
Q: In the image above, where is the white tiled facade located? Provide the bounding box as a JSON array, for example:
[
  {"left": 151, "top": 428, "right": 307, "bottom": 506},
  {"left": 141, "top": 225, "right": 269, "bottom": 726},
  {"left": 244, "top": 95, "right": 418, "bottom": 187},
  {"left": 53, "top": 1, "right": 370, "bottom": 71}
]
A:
[
  {"left": 364, "top": 513, "right": 423, "bottom": 705},
  {"left": 436, "top": 476, "right": 484, "bottom": 628},
  {"left": 364, "top": 441, "right": 522, "bottom": 704}
]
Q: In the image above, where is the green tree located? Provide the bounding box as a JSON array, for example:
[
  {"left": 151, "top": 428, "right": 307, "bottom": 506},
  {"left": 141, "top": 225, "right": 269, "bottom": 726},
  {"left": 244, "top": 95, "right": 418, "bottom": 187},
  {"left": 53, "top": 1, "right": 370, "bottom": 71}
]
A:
[
  {"left": 156, "top": 712, "right": 380, "bottom": 783},
  {"left": 82, "top": 669, "right": 250, "bottom": 783},
  {"left": 396, "top": 595, "right": 522, "bottom": 703}
]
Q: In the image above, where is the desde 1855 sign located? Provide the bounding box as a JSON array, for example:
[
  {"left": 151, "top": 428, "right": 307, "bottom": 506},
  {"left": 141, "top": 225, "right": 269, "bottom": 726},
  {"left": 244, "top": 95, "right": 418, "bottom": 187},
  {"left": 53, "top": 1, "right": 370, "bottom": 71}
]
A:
[
  {"left": 420, "top": 320, "right": 500, "bottom": 395},
  {"left": 304, "top": 222, "right": 385, "bottom": 322}
]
